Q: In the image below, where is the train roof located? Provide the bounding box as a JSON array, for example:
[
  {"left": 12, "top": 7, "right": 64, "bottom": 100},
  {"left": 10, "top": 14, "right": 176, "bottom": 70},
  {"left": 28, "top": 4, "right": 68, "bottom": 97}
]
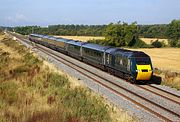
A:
[
  {"left": 82, "top": 43, "right": 112, "bottom": 52},
  {"left": 67, "top": 40, "right": 87, "bottom": 46},
  {"left": 55, "top": 38, "right": 70, "bottom": 43},
  {"left": 106, "top": 47, "right": 149, "bottom": 58},
  {"left": 132, "top": 51, "right": 150, "bottom": 58},
  {"left": 31, "top": 34, "right": 70, "bottom": 43},
  {"left": 30, "top": 34, "right": 150, "bottom": 58},
  {"left": 30, "top": 34, "right": 44, "bottom": 38}
]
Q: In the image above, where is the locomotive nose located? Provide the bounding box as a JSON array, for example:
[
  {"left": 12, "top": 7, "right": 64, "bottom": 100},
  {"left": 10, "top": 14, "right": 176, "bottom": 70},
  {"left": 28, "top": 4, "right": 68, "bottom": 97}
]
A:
[{"left": 136, "top": 64, "right": 152, "bottom": 80}]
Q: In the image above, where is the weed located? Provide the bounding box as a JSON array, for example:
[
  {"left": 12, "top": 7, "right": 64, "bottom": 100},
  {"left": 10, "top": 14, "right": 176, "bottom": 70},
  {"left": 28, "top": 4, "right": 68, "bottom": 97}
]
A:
[
  {"left": 46, "top": 73, "right": 69, "bottom": 88},
  {"left": 23, "top": 52, "right": 42, "bottom": 66},
  {"left": 26, "top": 109, "right": 65, "bottom": 122},
  {"left": 60, "top": 88, "right": 111, "bottom": 122},
  {"left": 161, "top": 71, "right": 180, "bottom": 90},
  {"left": 0, "top": 81, "right": 18, "bottom": 105}
]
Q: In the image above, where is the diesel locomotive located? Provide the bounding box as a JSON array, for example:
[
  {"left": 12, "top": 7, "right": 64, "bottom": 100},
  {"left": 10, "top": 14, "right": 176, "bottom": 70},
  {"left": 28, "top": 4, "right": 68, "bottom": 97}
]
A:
[{"left": 29, "top": 34, "right": 153, "bottom": 83}]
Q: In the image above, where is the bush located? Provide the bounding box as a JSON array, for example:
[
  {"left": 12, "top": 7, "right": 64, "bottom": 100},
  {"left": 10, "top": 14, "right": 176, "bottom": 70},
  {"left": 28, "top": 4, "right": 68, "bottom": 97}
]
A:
[
  {"left": 151, "top": 40, "right": 163, "bottom": 48},
  {"left": 169, "top": 39, "right": 180, "bottom": 47},
  {"left": 129, "top": 38, "right": 149, "bottom": 48}
]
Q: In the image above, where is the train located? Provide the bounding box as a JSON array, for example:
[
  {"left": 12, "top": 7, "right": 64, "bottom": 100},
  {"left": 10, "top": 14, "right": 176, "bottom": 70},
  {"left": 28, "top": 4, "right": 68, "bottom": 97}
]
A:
[{"left": 29, "top": 34, "right": 153, "bottom": 83}]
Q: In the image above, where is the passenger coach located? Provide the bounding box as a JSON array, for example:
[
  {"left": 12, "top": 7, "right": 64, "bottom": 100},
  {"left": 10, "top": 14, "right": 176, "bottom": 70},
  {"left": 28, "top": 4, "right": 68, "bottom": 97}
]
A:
[{"left": 29, "top": 34, "right": 153, "bottom": 83}]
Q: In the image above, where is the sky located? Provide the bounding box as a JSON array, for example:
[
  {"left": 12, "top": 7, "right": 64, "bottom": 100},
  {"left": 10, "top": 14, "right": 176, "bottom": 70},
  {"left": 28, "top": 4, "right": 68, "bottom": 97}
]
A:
[{"left": 0, "top": 0, "right": 180, "bottom": 26}]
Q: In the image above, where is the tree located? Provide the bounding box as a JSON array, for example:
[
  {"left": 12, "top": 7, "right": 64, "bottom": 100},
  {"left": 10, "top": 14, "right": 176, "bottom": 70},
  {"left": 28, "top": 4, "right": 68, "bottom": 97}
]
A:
[
  {"left": 166, "top": 20, "right": 180, "bottom": 47},
  {"left": 104, "top": 22, "right": 138, "bottom": 47}
]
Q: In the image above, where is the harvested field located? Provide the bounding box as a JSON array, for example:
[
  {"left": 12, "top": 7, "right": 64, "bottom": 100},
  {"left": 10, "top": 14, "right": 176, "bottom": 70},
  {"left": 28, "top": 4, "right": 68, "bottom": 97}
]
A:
[
  {"left": 130, "top": 48, "right": 180, "bottom": 72},
  {"left": 140, "top": 38, "right": 169, "bottom": 45},
  {"left": 55, "top": 36, "right": 168, "bottom": 45},
  {"left": 55, "top": 35, "right": 105, "bottom": 42}
]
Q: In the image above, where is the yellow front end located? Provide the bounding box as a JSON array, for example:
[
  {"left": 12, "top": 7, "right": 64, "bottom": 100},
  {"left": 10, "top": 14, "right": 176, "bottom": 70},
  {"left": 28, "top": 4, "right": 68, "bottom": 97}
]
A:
[{"left": 136, "top": 65, "right": 152, "bottom": 80}]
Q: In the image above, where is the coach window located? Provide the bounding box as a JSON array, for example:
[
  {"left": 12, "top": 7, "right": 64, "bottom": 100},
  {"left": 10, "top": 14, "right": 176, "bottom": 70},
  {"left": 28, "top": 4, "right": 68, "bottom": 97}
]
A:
[
  {"left": 127, "top": 59, "right": 130, "bottom": 71},
  {"left": 107, "top": 54, "right": 110, "bottom": 64}
]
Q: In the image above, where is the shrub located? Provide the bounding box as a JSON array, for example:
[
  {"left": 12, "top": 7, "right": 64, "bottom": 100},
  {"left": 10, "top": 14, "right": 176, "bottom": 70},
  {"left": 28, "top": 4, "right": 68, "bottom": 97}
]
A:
[
  {"left": 129, "top": 38, "right": 150, "bottom": 48},
  {"left": 151, "top": 40, "right": 163, "bottom": 48}
]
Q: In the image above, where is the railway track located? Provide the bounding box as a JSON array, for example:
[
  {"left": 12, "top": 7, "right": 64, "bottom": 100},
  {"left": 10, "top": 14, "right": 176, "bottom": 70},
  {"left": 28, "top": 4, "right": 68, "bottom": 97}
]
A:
[
  {"left": 9, "top": 33, "right": 180, "bottom": 122},
  {"left": 136, "top": 85, "right": 180, "bottom": 105}
]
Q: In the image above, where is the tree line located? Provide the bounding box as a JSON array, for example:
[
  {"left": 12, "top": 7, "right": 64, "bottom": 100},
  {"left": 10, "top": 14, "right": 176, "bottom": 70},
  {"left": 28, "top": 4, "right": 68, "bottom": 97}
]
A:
[{"left": 4, "top": 19, "right": 180, "bottom": 47}]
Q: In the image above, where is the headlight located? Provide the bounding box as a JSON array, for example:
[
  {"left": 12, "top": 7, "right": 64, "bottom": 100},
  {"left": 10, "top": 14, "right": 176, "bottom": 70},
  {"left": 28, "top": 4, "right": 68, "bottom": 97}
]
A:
[{"left": 136, "top": 70, "right": 140, "bottom": 72}]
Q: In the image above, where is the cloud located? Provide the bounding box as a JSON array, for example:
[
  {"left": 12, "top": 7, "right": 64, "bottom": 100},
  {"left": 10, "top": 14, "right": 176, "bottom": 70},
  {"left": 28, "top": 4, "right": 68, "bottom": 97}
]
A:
[{"left": 5, "top": 13, "right": 28, "bottom": 26}]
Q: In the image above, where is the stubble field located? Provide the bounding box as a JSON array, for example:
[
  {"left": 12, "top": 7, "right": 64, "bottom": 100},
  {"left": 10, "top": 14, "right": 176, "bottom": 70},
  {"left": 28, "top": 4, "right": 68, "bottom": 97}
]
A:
[
  {"left": 57, "top": 36, "right": 179, "bottom": 72},
  {"left": 130, "top": 48, "right": 180, "bottom": 72},
  {"left": 56, "top": 36, "right": 105, "bottom": 42}
]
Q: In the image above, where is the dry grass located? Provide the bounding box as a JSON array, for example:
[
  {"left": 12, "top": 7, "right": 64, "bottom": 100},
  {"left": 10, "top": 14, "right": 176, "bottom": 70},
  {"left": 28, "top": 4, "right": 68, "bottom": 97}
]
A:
[
  {"left": 55, "top": 36, "right": 105, "bottom": 42},
  {"left": 140, "top": 38, "right": 168, "bottom": 45},
  {"left": 0, "top": 34, "right": 5, "bottom": 40}
]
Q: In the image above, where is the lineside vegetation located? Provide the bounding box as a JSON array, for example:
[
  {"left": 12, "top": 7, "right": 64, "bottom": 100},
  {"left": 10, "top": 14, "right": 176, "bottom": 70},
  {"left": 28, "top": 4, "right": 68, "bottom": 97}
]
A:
[{"left": 0, "top": 32, "right": 136, "bottom": 122}]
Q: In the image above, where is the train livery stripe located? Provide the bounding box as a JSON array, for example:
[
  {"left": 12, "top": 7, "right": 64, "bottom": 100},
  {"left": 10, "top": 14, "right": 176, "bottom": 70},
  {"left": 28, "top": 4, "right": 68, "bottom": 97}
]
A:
[{"left": 136, "top": 65, "right": 152, "bottom": 80}]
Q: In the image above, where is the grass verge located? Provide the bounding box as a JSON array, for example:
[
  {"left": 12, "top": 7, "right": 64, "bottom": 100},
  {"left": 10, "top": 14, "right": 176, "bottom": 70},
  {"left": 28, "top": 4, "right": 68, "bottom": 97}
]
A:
[
  {"left": 0, "top": 33, "right": 137, "bottom": 121},
  {"left": 154, "top": 68, "right": 180, "bottom": 90}
]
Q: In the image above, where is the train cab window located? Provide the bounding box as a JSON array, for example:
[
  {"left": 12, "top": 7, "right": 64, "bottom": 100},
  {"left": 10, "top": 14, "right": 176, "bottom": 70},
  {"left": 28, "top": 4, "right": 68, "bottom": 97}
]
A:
[{"left": 135, "top": 58, "right": 150, "bottom": 65}]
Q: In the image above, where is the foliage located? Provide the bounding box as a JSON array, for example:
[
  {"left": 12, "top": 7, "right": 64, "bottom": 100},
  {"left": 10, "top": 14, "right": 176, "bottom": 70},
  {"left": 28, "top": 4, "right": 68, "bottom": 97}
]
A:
[
  {"left": 138, "top": 24, "right": 168, "bottom": 38},
  {"left": 129, "top": 38, "right": 149, "bottom": 48},
  {"left": 13, "top": 25, "right": 106, "bottom": 36},
  {"left": 87, "top": 39, "right": 106, "bottom": 45},
  {"left": 104, "top": 22, "right": 138, "bottom": 47},
  {"left": 6, "top": 19, "right": 180, "bottom": 47},
  {"left": 151, "top": 40, "right": 163, "bottom": 48},
  {"left": 166, "top": 20, "right": 180, "bottom": 47}
]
